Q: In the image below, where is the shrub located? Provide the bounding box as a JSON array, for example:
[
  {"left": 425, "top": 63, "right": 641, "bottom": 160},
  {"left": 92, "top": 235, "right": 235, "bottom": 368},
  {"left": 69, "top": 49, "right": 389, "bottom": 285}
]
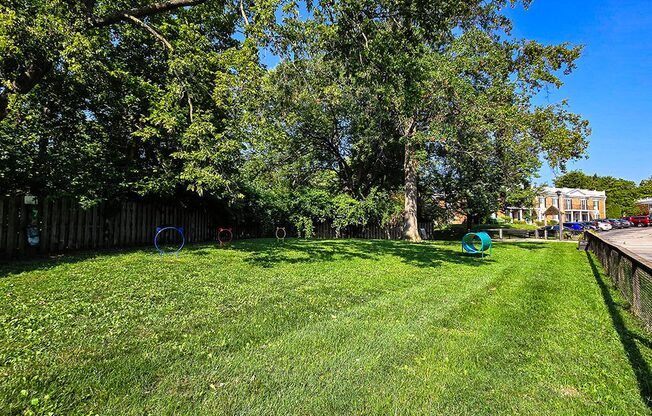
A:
[{"left": 499, "top": 215, "right": 512, "bottom": 224}]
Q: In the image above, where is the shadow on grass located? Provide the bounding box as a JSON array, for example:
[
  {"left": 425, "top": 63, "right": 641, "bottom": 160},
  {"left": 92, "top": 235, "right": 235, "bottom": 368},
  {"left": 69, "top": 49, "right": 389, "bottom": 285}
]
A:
[
  {"left": 232, "top": 238, "right": 500, "bottom": 269},
  {"left": 0, "top": 237, "right": 549, "bottom": 278},
  {"left": 0, "top": 247, "right": 145, "bottom": 279},
  {"left": 0, "top": 242, "right": 214, "bottom": 279},
  {"left": 586, "top": 252, "right": 652, "bottom": 411}
]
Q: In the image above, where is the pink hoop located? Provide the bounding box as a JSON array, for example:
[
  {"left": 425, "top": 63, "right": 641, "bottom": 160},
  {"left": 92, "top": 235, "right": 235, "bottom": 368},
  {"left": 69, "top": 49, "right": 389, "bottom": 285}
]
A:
[{"left": 217, "top": 227, "right": 233, "bottom": 245}]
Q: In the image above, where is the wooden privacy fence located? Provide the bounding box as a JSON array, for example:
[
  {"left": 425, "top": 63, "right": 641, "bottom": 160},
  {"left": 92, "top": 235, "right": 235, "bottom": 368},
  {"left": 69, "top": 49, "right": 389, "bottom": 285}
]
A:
[
  {"left": 0, "top": 194, "right": 454, "bottom": 259},
  {"left": 0, "top": 196, "right": 217, "bottom": 258},
  {"left": 587, "top": 231, "right": 652, "bottom": 332}
]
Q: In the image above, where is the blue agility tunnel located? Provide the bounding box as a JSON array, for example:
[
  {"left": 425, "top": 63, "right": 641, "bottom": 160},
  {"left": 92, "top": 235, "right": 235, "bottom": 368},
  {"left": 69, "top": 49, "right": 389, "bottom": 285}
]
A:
[{"left": 461, "top": 231, "right": 492, "bottom": 257}]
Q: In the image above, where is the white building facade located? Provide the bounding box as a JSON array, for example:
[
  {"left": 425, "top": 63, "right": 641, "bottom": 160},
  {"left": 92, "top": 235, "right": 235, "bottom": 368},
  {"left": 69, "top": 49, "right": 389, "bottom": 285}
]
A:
[
  {"left": 535, "top": 187, "right": 607, "bottom": 222},
  {"left": 503, "top": 187, "right": 607, "bottom": 223}
]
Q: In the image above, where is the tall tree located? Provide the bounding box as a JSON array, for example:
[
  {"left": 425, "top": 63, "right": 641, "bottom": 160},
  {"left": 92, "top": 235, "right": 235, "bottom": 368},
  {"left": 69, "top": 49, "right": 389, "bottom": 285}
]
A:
[{"left": 273, "top": 0, "right": 589, "bottom": 238}]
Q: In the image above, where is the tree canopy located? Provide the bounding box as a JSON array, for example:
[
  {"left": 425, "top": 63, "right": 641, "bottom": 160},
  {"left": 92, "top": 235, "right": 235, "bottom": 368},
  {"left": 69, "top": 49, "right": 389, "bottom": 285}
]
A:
[{"left": 1, "top": 0, "right": 590, "bottom": 235}]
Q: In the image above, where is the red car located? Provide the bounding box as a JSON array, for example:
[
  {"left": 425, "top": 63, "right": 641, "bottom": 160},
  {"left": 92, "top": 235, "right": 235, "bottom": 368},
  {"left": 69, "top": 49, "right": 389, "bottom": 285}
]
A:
[{"left": 627, "top": 215, "right": 651, "bottom": 227}]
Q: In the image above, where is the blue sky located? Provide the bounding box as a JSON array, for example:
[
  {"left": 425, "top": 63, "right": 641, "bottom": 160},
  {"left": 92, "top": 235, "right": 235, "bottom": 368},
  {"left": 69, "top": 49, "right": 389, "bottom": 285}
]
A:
[{"left": 504, "top": 0, "right": 652, "bottom": 185}]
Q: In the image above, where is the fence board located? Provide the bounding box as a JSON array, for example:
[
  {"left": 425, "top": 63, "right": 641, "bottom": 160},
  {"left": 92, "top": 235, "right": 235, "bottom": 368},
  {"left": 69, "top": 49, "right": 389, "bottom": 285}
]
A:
[
  {"left": 139, "top": 204, "right": 145, "bottom": 244},
  {"left": 16, "top": 198, "right": 27, "bottom": 254},
  {"left": 77, "top": 205, "right": 85, "bottom": 250},
  {"left": 49, "top": 200, "right": 59, "bottom": 252},
  {"left": 40, "top": 198, "right": 50, "bottom": 253},
  {"left": 5, "top": 197, "right": 17, "bottom": 257},
  {"left": 0, "top": 198, "right": 5, "bottom": 253},
  {"left": 59, "top": 199, "right": 69, "bottom": 251},
  {"left": 130, "top": 202, "right": 137, "bottom": 245},
  {"left": 68, "top": 204, "right": 77, "bottom": 250}
]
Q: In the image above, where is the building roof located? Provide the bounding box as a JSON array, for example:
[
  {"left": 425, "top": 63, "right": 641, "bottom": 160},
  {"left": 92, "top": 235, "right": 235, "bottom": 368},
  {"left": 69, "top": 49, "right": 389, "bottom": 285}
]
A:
[
  {"left": 638, "top": 197, "right": 652, "bottom": 205},
  {"left": 542, "top": 187, "right": 607, "bottom": 198}
]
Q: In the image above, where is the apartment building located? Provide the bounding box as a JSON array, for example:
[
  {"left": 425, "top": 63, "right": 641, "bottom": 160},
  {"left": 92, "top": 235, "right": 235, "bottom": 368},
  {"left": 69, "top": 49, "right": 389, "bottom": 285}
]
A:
[{"left": 504, "top": 187, "right": 607, "bottom": 223}]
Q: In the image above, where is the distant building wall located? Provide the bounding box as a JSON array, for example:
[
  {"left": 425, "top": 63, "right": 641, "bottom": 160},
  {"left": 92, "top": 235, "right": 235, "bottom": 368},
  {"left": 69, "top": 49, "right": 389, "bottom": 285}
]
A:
[
  {"left": 637, "top": 198, "right": 652, "bottom": 214},
  {"left": 534, "top": 187, "right": 607, "bottom": 222}
]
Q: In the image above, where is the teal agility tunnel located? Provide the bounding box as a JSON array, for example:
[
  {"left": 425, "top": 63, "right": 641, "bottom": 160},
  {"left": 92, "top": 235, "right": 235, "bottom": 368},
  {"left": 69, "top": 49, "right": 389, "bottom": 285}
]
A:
[{"left": 461, "top": 231, "right": 492, "bottom": 257}]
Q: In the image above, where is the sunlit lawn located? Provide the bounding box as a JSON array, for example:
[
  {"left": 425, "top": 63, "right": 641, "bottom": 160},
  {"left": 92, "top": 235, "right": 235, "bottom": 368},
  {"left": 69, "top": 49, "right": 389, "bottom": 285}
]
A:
[{"left": 1, "top": 239, "right": 651, "bottom": 415}]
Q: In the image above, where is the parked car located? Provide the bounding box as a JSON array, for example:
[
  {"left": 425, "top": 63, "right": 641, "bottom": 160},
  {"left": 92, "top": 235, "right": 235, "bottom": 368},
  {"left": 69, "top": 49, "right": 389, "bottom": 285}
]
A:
[
  {"left": 562, "top": 222, "right": 585, "bottom": 231},
  {"left": 605, "top": 219, "right": 624, "bottom": 229},
  {"left": 594, "top": 220, "right": 613, "bottom": 231},
  {"left": 627, "top": 215, "right": 651, "bottom": 227},
  {"left": 539, "top": 223, "right": 584, "bottom": 232},
  {"left": 580, "top": 221, "right": 597, "bottom": 231},
  {"left": 620, "top": 218, "right": 633, "bottom": 228}
]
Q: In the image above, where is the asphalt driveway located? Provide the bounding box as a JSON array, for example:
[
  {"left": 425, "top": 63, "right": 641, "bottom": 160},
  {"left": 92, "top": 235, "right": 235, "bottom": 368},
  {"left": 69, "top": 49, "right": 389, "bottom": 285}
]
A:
[{"left": 599, "top": 227, "right": 652, "bottom": 262}]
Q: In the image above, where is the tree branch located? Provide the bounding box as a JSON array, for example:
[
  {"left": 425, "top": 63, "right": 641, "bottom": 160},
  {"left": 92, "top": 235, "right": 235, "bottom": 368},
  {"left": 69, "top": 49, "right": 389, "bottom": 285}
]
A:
[
  {"left": 239, "top": 0, "right": 249, "bottom": 25},
  {"left": 0, "top": 0, "right": 207, "bottom": 121},
  {"left": 0, "top": 60, "right": 52, "bottom": 120},
  {"left": 90, "top": 0, "right": 208, "bottom": 28},
  {"left": 122, "top": 13, "right": 174, "bottom": 51}
]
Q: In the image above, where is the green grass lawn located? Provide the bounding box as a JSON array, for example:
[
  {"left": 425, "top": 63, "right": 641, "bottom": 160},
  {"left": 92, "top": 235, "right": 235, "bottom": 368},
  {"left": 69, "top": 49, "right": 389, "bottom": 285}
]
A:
[{"left": 1, "top": 239, "right": 651, "bottom": 415}]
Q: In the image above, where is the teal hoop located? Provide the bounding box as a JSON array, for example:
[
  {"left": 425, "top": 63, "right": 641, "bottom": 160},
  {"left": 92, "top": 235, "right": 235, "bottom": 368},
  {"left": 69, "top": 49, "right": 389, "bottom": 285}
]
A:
[{"left": 461, "top": 232, "right": 492, "bottom": 257}]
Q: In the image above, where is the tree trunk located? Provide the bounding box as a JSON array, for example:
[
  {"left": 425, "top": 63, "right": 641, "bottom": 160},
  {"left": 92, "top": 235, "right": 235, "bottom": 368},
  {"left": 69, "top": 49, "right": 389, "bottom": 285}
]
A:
[{"left": 403, "top": 142, "right": 421, "bottom": 241}]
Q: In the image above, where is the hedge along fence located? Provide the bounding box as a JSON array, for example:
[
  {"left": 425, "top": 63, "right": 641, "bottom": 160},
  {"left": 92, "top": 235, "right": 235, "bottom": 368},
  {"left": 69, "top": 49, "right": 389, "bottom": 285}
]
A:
[
  {"left": 0, "top": 196, "right": 219, "bottom": 259},
  {"left": 311, "top": 221, "right": 443, "bottom": 240},
  {"left": 587, "top": 231, "right": 652, "bottom": 332}
]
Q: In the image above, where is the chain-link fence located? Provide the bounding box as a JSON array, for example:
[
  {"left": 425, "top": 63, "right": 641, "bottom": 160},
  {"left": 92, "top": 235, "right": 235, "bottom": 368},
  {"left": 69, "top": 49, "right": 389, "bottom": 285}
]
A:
[{"left": 587, "top": 232, "right": 652, "bottom": 332}]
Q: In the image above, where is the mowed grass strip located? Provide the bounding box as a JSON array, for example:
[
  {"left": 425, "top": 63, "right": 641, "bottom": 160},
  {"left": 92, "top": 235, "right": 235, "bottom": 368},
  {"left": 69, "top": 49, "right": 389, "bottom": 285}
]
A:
[{"left": 1, "top": 239, "right": 651, "bottom": 415}]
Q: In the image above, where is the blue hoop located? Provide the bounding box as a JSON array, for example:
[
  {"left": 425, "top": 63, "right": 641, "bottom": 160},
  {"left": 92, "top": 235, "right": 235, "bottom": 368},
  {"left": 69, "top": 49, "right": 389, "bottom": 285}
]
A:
[{"left": 154, "top": 226, "right": 186, "bottom": 255}]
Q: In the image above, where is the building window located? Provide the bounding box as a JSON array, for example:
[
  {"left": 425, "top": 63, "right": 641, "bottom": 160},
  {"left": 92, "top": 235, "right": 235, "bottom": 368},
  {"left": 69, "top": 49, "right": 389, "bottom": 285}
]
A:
[
  {"left": 593, "top": 200, "right": 599, "bottom": 211},
  {"left": 582, "top": 212, "right": 589, "bottom": 221},
  {"left": 565, "top": 213, "right": 572, "bottom": 222},
  {"left": 539, "top": 197, "right": 545, "bottom": 208},
  {"left": 565, "top": 198, "right": 572, "bottom": 210},
  {"left": 580, "top": 199, "right": 587, "bottom": 210},
  {"left": 552, "top": 197, "right": 559, "bottom": 208}
]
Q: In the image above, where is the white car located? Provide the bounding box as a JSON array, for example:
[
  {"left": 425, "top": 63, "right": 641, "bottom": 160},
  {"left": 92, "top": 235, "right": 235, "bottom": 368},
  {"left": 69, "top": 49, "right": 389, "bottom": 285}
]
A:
[{"left": 595, "top": 221, "right": 612, "bottom": 231}]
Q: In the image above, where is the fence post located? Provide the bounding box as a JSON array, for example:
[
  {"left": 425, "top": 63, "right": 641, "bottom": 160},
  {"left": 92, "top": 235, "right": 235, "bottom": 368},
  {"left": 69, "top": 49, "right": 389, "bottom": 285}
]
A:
[{"left": 632, "top": 265, "right": 641, "bottom": 315}]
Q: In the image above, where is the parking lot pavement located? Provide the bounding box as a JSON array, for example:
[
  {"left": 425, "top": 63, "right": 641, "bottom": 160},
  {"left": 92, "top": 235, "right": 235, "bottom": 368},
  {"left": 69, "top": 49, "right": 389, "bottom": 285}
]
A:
[{"left": 598, "top": 227, "right": 652, "bottom": 263}]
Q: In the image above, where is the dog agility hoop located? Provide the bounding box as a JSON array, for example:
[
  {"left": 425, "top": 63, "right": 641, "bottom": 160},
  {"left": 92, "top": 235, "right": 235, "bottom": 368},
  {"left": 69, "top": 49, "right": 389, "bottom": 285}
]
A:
[
  {"left": 276, "top": 227, "right": 286, "bottom": 241},
  {"left": 461, "top": 231, "right": 492, "bottom": 257},
  {"left": 154, "top": 226, "right": 185, "bottom": 255},
  {"left": 217, "top": 227, "right": 233, "bottom": 246}
]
